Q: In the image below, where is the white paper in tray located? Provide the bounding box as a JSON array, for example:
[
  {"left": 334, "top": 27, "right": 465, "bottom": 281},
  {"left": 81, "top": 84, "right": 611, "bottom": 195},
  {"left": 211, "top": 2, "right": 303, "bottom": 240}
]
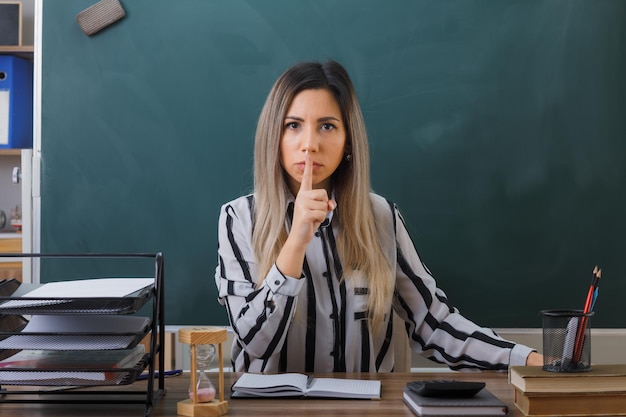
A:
[{"left": 0, "top": 278, "right": 154, "bottom": 309}]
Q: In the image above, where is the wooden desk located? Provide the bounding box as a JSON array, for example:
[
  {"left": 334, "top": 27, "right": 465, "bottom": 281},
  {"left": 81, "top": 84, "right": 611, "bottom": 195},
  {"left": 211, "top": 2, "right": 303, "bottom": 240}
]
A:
[{"left": 0, "top": 371, "right": 523, "bottom": 416}]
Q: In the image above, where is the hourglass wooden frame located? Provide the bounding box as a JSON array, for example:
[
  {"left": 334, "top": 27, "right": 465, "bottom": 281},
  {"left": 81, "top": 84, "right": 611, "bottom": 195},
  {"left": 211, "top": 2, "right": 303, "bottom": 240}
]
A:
[{"left": 177, "top": 327, "right": 228, "bottom": 417}]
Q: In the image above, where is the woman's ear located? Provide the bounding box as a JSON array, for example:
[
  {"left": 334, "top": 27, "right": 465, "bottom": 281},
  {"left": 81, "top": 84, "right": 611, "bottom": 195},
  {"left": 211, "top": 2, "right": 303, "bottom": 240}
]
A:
[{"left": 343, "top": 142, "right": 352, "bottom": 158}]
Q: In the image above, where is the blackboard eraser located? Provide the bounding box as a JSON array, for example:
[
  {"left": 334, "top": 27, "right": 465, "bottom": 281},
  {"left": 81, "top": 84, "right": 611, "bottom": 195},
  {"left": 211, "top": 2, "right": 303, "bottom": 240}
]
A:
[{"left": 76, "top": 0, "right": 125, "bottom": 36}]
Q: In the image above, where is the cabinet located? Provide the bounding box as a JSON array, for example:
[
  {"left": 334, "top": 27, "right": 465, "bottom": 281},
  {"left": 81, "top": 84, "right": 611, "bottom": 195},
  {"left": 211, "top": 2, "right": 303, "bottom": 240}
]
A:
[
  {"left": 0, "top": 253, "right": 165, "bottom": 416},
  {"left": 0, "top": 150, "right": 24, "bottom": 282},
  {"left": 0, "top": 69, "right": 27, "bottom": 278},
  {"left": 0, "top": 235, "right": 22, "bottom": 280},
  {"left": 1, "top": 46, "right": 33, "bottom": 282}
]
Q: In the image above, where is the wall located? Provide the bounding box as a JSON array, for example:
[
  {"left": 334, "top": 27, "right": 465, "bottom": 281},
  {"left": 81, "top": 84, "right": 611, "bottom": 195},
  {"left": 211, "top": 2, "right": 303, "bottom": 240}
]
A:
[{"left": 166, "top": 326, "right": 626, "bottom": 372}]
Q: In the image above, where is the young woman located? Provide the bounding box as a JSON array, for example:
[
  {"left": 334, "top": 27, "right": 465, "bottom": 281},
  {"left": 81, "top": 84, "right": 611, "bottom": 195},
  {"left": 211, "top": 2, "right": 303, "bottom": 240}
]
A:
[{"left": 215, "top": 60, "right": 542, "bottom": 373}]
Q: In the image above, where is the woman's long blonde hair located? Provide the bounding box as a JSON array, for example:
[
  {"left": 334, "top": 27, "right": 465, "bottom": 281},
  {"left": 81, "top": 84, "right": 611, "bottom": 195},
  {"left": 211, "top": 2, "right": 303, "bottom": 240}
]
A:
[{"left": 252, "top": 61, "right": 393, "bottom": 326}]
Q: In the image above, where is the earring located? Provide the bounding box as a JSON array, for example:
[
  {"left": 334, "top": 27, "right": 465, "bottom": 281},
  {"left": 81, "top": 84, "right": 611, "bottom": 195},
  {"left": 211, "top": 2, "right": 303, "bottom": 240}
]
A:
[{"left": 345, "top": 153, "right": 352, "bottom": 162}]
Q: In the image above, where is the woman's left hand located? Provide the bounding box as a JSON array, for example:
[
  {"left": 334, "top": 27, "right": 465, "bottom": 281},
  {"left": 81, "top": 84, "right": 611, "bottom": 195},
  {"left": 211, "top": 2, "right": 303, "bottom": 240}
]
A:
[{"left": 525, "top": 351, "right": 543, "bottom": 366}]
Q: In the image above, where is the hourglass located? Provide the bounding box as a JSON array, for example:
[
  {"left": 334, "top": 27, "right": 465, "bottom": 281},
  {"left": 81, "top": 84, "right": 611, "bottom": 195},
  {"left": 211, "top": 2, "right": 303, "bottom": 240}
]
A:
[
  {"left": 191, "top": 344, "right": 216, "bottom": 402},
  {"left": 177, "top": 327, "right": 228, "bottom": 417}
]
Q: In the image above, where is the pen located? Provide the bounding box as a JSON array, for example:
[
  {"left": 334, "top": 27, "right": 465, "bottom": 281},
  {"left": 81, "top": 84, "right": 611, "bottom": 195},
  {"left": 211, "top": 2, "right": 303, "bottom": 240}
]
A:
[{"left": 136, "top": 369, "right": 183, "bottom": 380}]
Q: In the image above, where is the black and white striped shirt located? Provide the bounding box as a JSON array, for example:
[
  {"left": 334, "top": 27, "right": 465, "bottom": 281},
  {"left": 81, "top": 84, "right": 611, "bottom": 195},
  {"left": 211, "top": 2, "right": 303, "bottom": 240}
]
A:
[{"left": 215, "top": 193, "right": 533, "bottom": 373}]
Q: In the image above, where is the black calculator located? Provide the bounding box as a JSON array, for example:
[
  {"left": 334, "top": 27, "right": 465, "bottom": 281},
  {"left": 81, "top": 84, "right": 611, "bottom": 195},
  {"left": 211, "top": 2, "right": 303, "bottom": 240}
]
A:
[{"left": 407, "top": 380, "right": 486, "bottom": 398}]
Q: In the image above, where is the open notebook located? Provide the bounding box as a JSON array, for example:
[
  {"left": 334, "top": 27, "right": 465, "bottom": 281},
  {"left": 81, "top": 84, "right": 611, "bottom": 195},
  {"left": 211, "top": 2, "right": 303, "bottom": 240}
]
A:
[{"left": 231, "top": 373, "right": 381, "bottom": 400}]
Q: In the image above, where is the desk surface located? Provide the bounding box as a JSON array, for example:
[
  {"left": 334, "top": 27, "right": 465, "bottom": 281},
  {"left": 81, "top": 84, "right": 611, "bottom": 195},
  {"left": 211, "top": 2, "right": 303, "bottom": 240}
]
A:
[{"left": 0, "top": 371, "right": 523, "bottom": 417}]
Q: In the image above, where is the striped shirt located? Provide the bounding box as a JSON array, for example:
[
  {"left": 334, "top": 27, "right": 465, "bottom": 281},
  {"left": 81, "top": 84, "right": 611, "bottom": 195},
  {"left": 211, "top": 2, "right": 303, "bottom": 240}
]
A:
[{"left": 215, "top": 193, "right": 533, "bottom": 373}]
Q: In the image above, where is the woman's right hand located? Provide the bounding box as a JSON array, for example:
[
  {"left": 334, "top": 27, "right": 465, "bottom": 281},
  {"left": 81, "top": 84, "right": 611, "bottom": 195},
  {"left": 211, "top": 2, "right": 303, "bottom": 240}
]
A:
[
  {"left": 291, "top": 152, "right": 336, "bottom": 245},
  {"left": 276, "top": 153, "right": 336, "bottom": 278}
]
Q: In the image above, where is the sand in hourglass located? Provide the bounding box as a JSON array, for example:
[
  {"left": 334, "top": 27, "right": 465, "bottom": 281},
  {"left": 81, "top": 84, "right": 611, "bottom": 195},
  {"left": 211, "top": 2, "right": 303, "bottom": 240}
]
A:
[
  {"left": 189, "top": 344, "right": 217, "bottom": 403},
  {"left": 190, "top": 387, "right": 216, "bottom": 402}
]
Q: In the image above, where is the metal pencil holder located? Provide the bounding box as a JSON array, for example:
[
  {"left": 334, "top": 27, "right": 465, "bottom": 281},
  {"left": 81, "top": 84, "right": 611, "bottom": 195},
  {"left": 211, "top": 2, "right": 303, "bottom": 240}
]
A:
[{"left": 541, "top": 309, "right": 593, "bottom": 372}]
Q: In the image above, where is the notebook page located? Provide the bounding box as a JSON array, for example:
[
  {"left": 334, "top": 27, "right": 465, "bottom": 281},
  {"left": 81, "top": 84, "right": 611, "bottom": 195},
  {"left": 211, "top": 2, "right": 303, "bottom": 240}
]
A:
[
  {"left": 308, "top": 377, "right": 381, "bottom": 398},
  {"left": 234, "top": 373, "right": 308, "bottom": 391}
]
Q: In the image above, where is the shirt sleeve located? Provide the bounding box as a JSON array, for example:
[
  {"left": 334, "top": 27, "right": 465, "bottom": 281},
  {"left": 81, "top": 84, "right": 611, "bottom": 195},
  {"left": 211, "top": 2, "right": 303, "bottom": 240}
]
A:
[
  {"left": 215, "top": 199, "right": 305, "bottom": 360},
  {"left": 391, "top": 204, "right": 535, "bottom": 370}
]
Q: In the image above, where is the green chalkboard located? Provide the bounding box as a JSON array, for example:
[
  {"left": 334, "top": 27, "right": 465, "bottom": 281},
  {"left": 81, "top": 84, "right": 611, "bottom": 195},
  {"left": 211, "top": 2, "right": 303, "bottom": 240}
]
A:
[{"left": 41, "top": 0, "right": 626, "bottom": 327}]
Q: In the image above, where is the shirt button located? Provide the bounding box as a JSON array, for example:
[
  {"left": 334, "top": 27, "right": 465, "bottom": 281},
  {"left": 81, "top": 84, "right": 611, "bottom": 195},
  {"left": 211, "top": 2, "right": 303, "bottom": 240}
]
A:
[
  {"left": 274, "top": 280, "right": 280, "bottom": 286},
  {"left": 315, "top": 231, "right": 320, "bottom": 237}
]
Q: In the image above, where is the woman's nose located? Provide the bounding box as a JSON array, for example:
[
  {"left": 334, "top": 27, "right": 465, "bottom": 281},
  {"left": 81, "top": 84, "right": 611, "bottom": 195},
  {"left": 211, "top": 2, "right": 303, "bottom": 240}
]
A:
[{"left": 301, "top": 127, "right": 319, "bottom": 152}]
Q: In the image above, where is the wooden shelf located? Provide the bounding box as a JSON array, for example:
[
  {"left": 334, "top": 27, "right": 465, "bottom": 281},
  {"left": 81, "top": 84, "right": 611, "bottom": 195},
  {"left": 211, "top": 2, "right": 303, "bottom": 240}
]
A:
[
  {"left": 0, "top": 45, "right": 34, "bottom": 53},
  {"left": 0, "top": 45, "right": 34, "bottom": 60},
  {"left": 0, "top": 149, "right": 22, "bottom": 156}
]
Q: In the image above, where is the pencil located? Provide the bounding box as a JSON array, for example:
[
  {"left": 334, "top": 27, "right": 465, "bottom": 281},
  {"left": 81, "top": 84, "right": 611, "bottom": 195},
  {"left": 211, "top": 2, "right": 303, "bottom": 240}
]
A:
[
  {"left": 582, "top": 266, "right": 598, "bottom": 314},
  {"left": 572, "top": 267, "right": 601, "bottom": 364}
]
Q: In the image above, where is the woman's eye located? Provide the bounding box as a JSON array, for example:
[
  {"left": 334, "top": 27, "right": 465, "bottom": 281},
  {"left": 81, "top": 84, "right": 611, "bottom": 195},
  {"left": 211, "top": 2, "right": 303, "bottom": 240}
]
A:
[
  {"left": 285, "top": 122, "right": 299, "bottom": 129},
  {"left": 321, "top": 123, "right": 335, "bottom": 131}
]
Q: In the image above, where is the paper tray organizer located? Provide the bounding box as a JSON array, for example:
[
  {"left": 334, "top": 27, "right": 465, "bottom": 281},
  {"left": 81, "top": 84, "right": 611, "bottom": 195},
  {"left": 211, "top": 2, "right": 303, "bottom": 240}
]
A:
[
  {"left": 0, "top": 281, "right": 152, "bottom": 385},
  {"left": 0, "top": 253, "right": 165, "bottom": 417}
]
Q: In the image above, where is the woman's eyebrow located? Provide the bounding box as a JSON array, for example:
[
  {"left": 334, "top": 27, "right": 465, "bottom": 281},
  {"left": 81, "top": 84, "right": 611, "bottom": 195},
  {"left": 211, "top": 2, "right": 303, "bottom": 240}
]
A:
[
  {"left": 318, "top": 116, "right": 341, "bottom": 122},
  {"left": 284, "top": 116, "right": 341, "bottom": 122}
]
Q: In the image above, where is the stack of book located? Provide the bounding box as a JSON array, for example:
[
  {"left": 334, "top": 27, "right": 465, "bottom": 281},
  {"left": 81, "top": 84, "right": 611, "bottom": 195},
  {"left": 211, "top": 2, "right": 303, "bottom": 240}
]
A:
[
  {"left": 509, "top": 365, "right": 626, "bottom": 416},
  {"left": 402, "top": 380, "right": 508, "bottom": 416}
]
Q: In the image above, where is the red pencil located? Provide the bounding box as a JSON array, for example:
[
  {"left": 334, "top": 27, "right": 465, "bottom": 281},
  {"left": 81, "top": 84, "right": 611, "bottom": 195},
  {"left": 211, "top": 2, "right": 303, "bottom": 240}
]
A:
[
  {"left": 582, "top": 266, "right": 599, "bottom": 314},
  {"left": 572, "top": 267, "right": 601, "bottom": 364}
]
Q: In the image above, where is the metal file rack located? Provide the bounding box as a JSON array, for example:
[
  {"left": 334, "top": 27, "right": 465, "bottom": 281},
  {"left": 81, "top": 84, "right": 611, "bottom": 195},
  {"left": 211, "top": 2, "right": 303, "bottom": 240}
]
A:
[{"left": 0, "top": 253, "right": 165, "bottom": 417}]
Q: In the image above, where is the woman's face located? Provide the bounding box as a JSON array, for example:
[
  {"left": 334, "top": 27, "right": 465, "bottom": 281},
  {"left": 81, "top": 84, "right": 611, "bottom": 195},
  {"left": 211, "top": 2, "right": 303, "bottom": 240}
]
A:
[{"left": 280, "top": 88, "right": 347, "bottom": 196}]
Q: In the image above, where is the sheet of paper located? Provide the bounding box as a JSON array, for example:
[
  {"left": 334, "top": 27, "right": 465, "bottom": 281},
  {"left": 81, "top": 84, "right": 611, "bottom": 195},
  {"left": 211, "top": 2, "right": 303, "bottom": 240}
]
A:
[
  {"left": 309, "top": 377, "right": 381, "bottom": 397},
  {"left": 234, "top": 373, "right": 308, "bottom": 390},
  {"left": 0, "top": 371, "right": 107, "bottom": 382},
  {"left": 19, "top": 278, "right": 154, "bottom": 298},
  {"left": 0, "top": 278, "right": 154, "bottom": 309}
]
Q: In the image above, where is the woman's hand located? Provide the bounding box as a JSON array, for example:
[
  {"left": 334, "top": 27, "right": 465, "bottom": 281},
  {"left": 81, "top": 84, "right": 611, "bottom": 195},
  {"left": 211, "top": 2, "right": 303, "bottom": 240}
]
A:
[
  {"left": 290, "top": 152, "right": 336, "bottom": 245},
  {"left": 525, "top": 351, "right": 543, "bottom": 366},
  {"left": 276, "top": 152, "right": 336, "bottom": 278}
]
